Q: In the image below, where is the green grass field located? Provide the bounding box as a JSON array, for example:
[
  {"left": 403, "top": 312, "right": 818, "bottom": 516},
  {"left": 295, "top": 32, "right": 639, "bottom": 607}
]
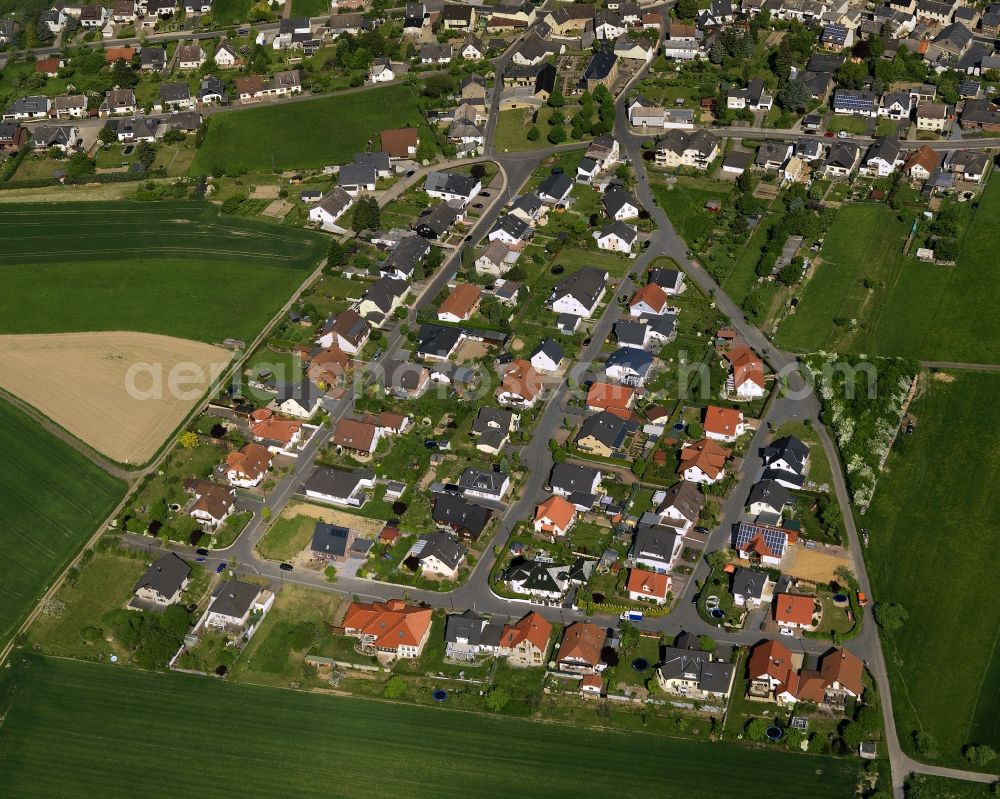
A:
[
  {"left": 191, "top": 85, "right": 424, "bottom": 174},
  {"left": 0, "top": 655, "right": 862, "bottom": 799},
  {"left": 0, "top": 399, "right": 125, "bottom": 644},
  {"left": 0, "top": 201, "right": 326, "bottom": 343},
  {"left": 207, "top": 0, "right": 250, "bottom": 24},
  {"left": 864, "top": 370, "right": 1000, "bottom": 765},
  {"left": 776, "top": 187, "right": 1000, "bottom": 362},
  {"left": 290, "top": 0, "right": 329, "bottom": 15}
]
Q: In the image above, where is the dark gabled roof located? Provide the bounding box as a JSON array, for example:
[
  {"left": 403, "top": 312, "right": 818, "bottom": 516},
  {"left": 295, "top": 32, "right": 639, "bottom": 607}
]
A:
[
  {"left": 762, "top": 435, "right": 809, "bottom": 473},
  {"left": 614, "top": 319, "right": 647, "bottom": 346},
  {"left": 491, "top": 213, "right": 530, "bottom": 240},
  {"left": 656, "top": 480, "right": 704, "bottom": 522},
  {"left": 511, "top": 192, "right": 543, "bottom": 215},
  {"left": 535, "top": 62, "right": 557, "bottom": 96},
  {"left": 747, "top": 479, "right": 791, "bottom": 511},
  {"left": 339, "top": 163, "right": 376, "bottom": 188},
  {"left": 458, "top": 467, "right": 509, "bottom": 496},
  {"left": 382, "top": 234, "right": 431, "bottom": 276},
  {"left": 416, "top": 323, "right": 463, "bottom": 358},
  {"left": 550, "top": 462, "right": 600, "bottom": 494},
  {"left": 530, "top": 337, "right": 564, "bottom": 364},
  {"left": 605, "top": 346, "right": 653, "bottom": 373},
  {"left": 415, "top": 202, "right": 460, "bottom": 236},
  {"left": 806, "top": 52, "right": 844, "bottom": 73},
  {"left": 472, "top": 406, "right": 514, "bottom": 436},
  {"left": 659, "top": 645, "right": 734, "bottom": 694},
  {"left": 417, "top": 532, "right": 466, "bottom": 570},
  {"left": 538, "top": 172, "right": 574, "bottom": 201},
  {"left": 444, "top": 608, "right": 492, "bottom": 644},
  {"left": 599, "top": 220, "right": 638, "bottom": 244},
  {"left": 649, "top": 266, "right": 681, "bottom": 290},
  {"left": 274, "top": 380, "right": 321, "bottom": 408},
  {"left": 159, "top": 81, "right": 190, "bottom": 102},
  {"left": 825, "top": 142, "right": 859, "bottom": 169},
  {"left": 631, "top": 523, "right": 678, "bottom": 561},
  {"left": 379, "top": 359, "right": 427, "bottom": 392},
  {"left": 134, "top": 553, "right": 191, "bottom": 598},
  {"left": 433, "top": 494, "right": 491, "bottom": 538},
  {"left": 731, "top": 566, "right": 768, "bottom": 600},
  {"left": 576, "top": 410, "right": 638, "bottom": 449},
  {"left": 865, "top": 135, "right": 900, "bottom": 165},
  {"left": 425, "top": 169, "right": 478, "bottom": 197},
  {"left": 303, "top": 467, "right": 374, "bottom": 500},
  {"left": 603, "top": 185, "right": 638, "bottom": 217},
  {"left": 553, "top": 266, "right": 607, "bottom": 307},
  {"left": 364, "top": 276, "right": 408, "bottom": 313}
]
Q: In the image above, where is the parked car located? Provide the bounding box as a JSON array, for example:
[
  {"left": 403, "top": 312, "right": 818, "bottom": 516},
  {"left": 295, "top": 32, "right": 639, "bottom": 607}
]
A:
[
  {"left": 196, "top": 548, "right": 209, "bottom": 556},
  {"left": 837, "top": 130, "right": 849, "bottom": 139},
  {"left": 196, "top": 557, "right": 206, "bottom": 563},
  {"left": 779, "top": 627, "right": 795, "bottom": 637},
  {"left": 216, "top": 562, "right": 227, "bottom": 574},
  {"left": 824, "top": 131, "right": 835, "bottom": 138},
  {"left": 279, "top": 563, "right": 293, "bottom": 572}
]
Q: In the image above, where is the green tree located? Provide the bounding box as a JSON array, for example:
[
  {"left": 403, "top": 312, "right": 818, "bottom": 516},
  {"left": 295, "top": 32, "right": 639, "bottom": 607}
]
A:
[
  {"left": 874, "top": 602, "right": 908, "bottom": 631},
  {"left": 687, "top": 421, "right": 703, "bottom": 438},
  {"left": 179, "top": 431, "right": 199, "bottom": 449},
  {"left": 327, "top": 239, "right": 348, "bottom": 267},
  {"left": 912, "top": 731, "right": 937, "bottom": 756},
  {"left": 547, "top": 125, "right": 567, "bottom": 144},
  {"left": 777, "top": 79, "right": 809, "bottom": 112},
  {"left": 65, "top": 151, "right": 95, "bottom": 181},
  {"left": 526, "top": 125, "right": 540, "bottom": 141},
  {"left": 324, "top": 565, "right": 338, "bottom": 582},
  {"left": 98, "top": 126, "right": 117, "bottom": 146},
  {"left": 964, "top": 744, "right": 996, "bottom": 767},
  {"left": 841, "top": 720, "right": 866, "bottom": 748},
  {"left": 485, "top": 685, "right": 510, "bottom": 712},
  {"left": 675, "top": 0, "right": 698, "bottom": 20},
  {"left": 415, "top": 136, "right": 436, "bottom": 162},
  {"left": 697, "top": 635, "right": 716, "bottom": 652},
  {"left": 619, "top": 622, "right": 640, "bottom": 655},
  {"left": 135, "top": 141, "right": 157, "bottom": 169},
  {"left": 745, "top": 717, "right": 769, "bottom": 741},
  {"left": 547, "top": 87, "right": 564, "bottom": 108},
  {"left": 350, "top": 195, "right": 380, "bottom": 233},
  {"left": 383, "top": 675, "right": 406, "bottom": 698},
  {"left": 706, "top": 549, "right": 730, "bottom": 571}
]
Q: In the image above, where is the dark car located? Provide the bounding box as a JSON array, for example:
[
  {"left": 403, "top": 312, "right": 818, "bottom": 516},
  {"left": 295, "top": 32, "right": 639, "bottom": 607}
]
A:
[
  {"left": 279, "top": 563, "right": 294, "bottom": 572},
  {"left": 472, "top": 202, "right": 483, "bottom": 209},
  {"left": 196, "top": 548, "right": 209, "bottom": 556},
  {"left": 479, "top": 190, "right": 489, "bottom": 197},
  {"left": 823, "top": 131, "right": 835, "bottom": 138},
  {"left": 216, "top": 562, "right": 227, "bottom": 574}
]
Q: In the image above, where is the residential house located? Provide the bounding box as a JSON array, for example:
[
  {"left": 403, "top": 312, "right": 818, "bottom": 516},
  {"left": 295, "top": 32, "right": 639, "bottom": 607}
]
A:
[
  {"left": 176, "top": 44, "right": 205, "bottom": 69},
  {"left": 357, "top": 276, "right": 408, "bottom": 322},
  {"left": 945, "top": 149, "right": 989, "bottom": 183},
  {"left": 0, "top": 123, "right": 27, "bottom": 154},
  {"left": 537, "top": 172, "right": 574, "bottom": 205},
  {"left": 529, "top": 338, "right": 563, "bottom": 373},
  {"left": 308, "top": 347, "right": 352, "bottom": 387},
  {"left": 678, "top": 438, "right": 731, "bottom": 484},
  {"left": 419, "top": 43, "right": 453, "bottom": 64},
  {"left": 575, "top": 410, "right": 638, "bottom": 458},
  {"left": 444, "top": 609, "right": 503, "bottom": 660},
  {"left": 747, "top": 479, "right": 792, "bottom": 521},
  {"left": 441, "top": 2, "right": 476, "bottom": 30},
  {"left": 648, "top": 266, "right": 685, "bottom": 295},
  {"left": 380, "top": 235, "right": 431, "bottom": 280},
  {"left": 273, "top": 381, "right": 322, "bottom": 419},
  {"left": 213, "top": 40, "right": 242, "bottom": 68},
  {"left": 629, "top": 283, "right": 672, "bottom": 316},
  {"left": 550, "top": 266, "right": 607, "bottom": 317},
  {"left": 368, "top": 58, "right": 395, "bottom": 83},
  {"left": 408, "top": 532, "right": 466, "bottom": 579},
  {"left": 630, "top": 522, "right": 682, "bottom": 572},
  {"left": 627, "top": 568, "right": 671, "bottom": 604},
  {"left": 732, "top": 520, "right": 795, "bottom": 566},
  {"left": 331, "top": 417, "right": 382, "bottom": 456},
  {"left": 703, "top": 405, "right": 746, "bottom": 443},
  {"left": 415, "top": 203, "right": 461, "bottom": 240},
  {"left": 497, "top": 611, "right": 552, "bottom": 666},
  {"left": 549, "top": 462, "right": 602, "bottom": 509},
  {"left": 157, "top": 82, "right": 194, "bottom": 111},
  {"left": 774, "top": 592, "right": 817, "bottom": 630},
  {"left": 311, "top": 522, "right": 369, "bottom": 562},
  {"left": 861, "top": 135, "right": 902, "bottom": 177},
  {"left": 184, "top": 479, "right": 235, "bottom": 527},
  {"left": 99, "top": 88, "right": 137, "bottom": 117},
  {"left": 303, "top": 468, "right": 375, "bottom": 507},
  {"left": 655, "top": 480, "right": 704, "bottom": 533},
  {"left": 424, "top": 170, "right": 481, "bottom": 205},
  {"left": 488, "top": 214, "right": 532, "bottom": 249},
  {"left": 249, "top": 410, "right": 303, "bottom": 454},
  {"left": 823, "top": 142, "right": 860, "bottom": 179},
  {"left": 581, "top": 50, "right": 618, "bottom": 91},
  {"left": 476, "top": 239, "right": 516, "bottom": 276},
  {"left": 132, "top": 553, "right": 191, "bottom": 607},
  {"left": 557, "top": 622, "right": 606, "bottom": 673},
  {"left": 755, "top": 140, "right": 792, "bottom": 171},
  {"left": 204, "top": 581, "right": 274, "bottom": 630},
  {"left": 338, "top": 163, "right": 377, "bottom": 195},
  {"left": 140, "top": 46, "right": 167, "bottom": 71},
  {"left": 916, "top": 102, "right": 949, "bottom": 132},
  {"left": 586, "top": 382, "right": 635, "bottom": 413},
  {"left": 30, "top": 124, "right": 80, "bottom": 151},
  {"left": 342, "top": 599, "right": 433, "bottom": 659},
  {"left": 4, "top": 96, "right": 52, "bottom": 121},
  {"left": 472, "top": 407, "right": 517, "bottom": 454},
  {"left": 496, "top": 359, "right": 543, "bottom": 408},
  {"left": 534, "top": 494, "right": 577, "bottom": 538},
  {"left": 458, "top": 467, "right": 510, "bottom": 502},
  {"left": 604, "top": 347, "right": 653, "bottom": 386},
  {"left": 52, "top": 94, "right": 88, "bottom": 119},
  {"left": 461, "top": 36, "right": 485, "bottom": 61},
  {"left": 724, "top": 344, "right": 766, "bottom": 399},
  {"left": 593, "top": 219, "right": 638, "bottom": 253},
  {"left": 662, "top": 23, "right": 701, "bottom": 60},
  {"left": 379, "top": 359, "right": 430, "bottom": 400},
  {"left": 603, "top": 186, "right": 641, "bottom": 220},
  {"left": 505, "top": 559, "right": 571, "bottom": 600},
  {"left": 225, "top": 442, "right": 272, "bottom": 488},
  {"left": 317, "top": 308, "right": 370, "bottom": 354},
  {"left": 273, "top": 17, "right": 311, "bottom": 50},
  {"left": 655, "top": 128, "right": 720, "bottom": 170},
  {"left": 308, "top": 187, "right": 354, "bottom": 232},
  {"left": 760, "top": 435, "right": 810, "bottom": 489},
  {"left": 727, "top": 78, "right": 773, "bottom": 111},
  {"left": 903, "top": 144, "right": 940, "bottom": 181},
  {"left": 731, "top": 567, "right": 774, "bottom": 608},
  {"left": 433, "top": 494, "right": 492, "bottom": 543},
  {"left": 657, "top": 643, "right": 736, "bottom": 699}
]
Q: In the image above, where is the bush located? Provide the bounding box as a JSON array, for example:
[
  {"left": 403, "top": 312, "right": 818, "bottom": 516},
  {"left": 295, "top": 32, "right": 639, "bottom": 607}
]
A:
[
  {"left": 963, "top": 744, "right": 996, "bottom": 767},
  {"left": 874, "top": 601, "right": 908, "bottom": 631},
  {"left": 80, "top": 626, "right": 103, "bottom": 644},
  {"left": 383, "top": 675, "right": 406, "bottom": 699},
  {"left": 745, "top": 717, "right": 769, "bottom": 741},
  {"left": 485, "top": 685, "right": 509, "bottom": 712}
]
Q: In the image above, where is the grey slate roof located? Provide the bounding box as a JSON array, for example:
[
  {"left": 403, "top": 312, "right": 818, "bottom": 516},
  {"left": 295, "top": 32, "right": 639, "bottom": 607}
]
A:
[
  {"left": 552, "top": 266, "right": 607, "bottom": 308},
  {"left": 576, "top": 410, "right": 638, "bottom": 449},
  {"left": 433, "top": 494, "right": 491, "bottom": 539},
  {"left": 731, "top": 567, "right": 769, "bottom": 600},
  {"left": 133, "top": 553, "right": 191, "bottom": 598},
  {"left": 458, "top": 467, "right": 508, "bottom": 497},
  {"left": 550, "top": 462, "right": 600, "bottom": 494},
  {"left": 339, "top": 163, "right": 376, "bottom": 188},
  {"left": 747, "top": 479, "right": 791, "bottom": 512},
  {"left": 631, "top": 523, "right": 678, "bottom": 562},
  {"left": 417, "top": 532, "right": 466, "bottom": 570},
  {"left": 530, "top": 337, "right": 564, "bottom": 365},
  {"left": 656, "top": 480, "right": 704, "bottom": 523},
  {"left": 425, "top": 169, "right": 478, "bottom": 197},
  {"left": 208, "top": 580, "right": 261, "bottom": 619},
  {"left": 762, "top": 435, "right": 809, "bottom": 473},
  {"left": 303, "top": 467, "right": 374, "bottom": 500},
  {"left": 659, "top": 645, "right": 734, "bottom": 694},
  {"left": 310, "top": 521, "right": 352, "bottom": 557},
  {"left": 364, "top": 276, "right": 408, "bottom": 314},
  {"left": 603, "top": 186, "right": 639, "bottom": 217},
  {"left": 472, "top": 407, "right": 514, "bottom": 436}
]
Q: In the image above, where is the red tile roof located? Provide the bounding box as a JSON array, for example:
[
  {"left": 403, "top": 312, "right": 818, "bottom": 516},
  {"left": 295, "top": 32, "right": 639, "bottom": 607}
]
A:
[
  {"left": 535, "top": 494, "right": 576, "bottom": 531},
  {"left": 678, "top": 438, "right": 731, "bottom": 479},
  {"left": 381, "top": 127, "right": 419, "bottom": 158},
  {"left": 703, "top": 405, "right": 743, "bottom": 438},
  {"left": 626, "top": 568, "right": 670, "bottom": 599},
  {"left": 342, "top": 599, "right": 432, "bottom": 650},
  {"left": 724, "top": 345, "right": 765, "bottom": 390},
  {"left": 773, "top": 593, "right": 816, "bottom": 627},
  {"left": 586, "top": 381, "right": 635, "bottom": 411}
]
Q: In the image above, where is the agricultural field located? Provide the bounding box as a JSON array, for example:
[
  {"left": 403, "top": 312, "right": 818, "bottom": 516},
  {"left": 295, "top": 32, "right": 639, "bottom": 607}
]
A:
[
  {"left": 0, "top": 655, "right": 862, "bottom": 799},
  {"left": 775, "top": 186, "right": 1000, "bottom": 362},
  {"left": 0, "top": 201, "right": 327, "bottom": 344},
  {"left": 0, "top": 398, "right": 125, "bottom": 645},
  {"left": 0, "top": 332, "right": 231, "bottom": 463},
  {"left": 190, "top": 85, "right": 424, "bottom": 174},
  {"left": 864, "top": 370, "right": 1000, "bottom": 766}
]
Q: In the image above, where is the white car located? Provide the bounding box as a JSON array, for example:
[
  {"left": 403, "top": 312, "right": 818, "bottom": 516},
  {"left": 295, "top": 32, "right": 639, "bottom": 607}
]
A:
[
  {"left": 779, "top": 627, "right": 795, "bottom": 637},
  {"left": 837, "top": 130, "right": 849, "bottom": 139}
]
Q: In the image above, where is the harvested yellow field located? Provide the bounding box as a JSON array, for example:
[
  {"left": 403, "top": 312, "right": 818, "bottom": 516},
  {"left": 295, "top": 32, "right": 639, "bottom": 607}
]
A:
[{"left": 0, "top": 332, "right": 232, "bottom": 464}]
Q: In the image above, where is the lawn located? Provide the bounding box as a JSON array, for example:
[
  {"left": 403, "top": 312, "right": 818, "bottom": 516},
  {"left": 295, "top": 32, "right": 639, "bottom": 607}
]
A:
[
  {"left": 771, "top": 420, "right": 835, "bottom": 491},
  {"left": 190, "top": 85, "right": 424, "bottom": 174},
  {"left": 0, "top": 201, "right": 326, "bottom": 344},
  {"left": 0, "top": 655, "right": 862, "bottom": 799},
  {"left": 0, "top": 399, "right": 125, "bottom": 645},
  {"left": 651, "top": 175, "right": 730, "bottom": 247},
  {"left": 775, "top": 184, "right": 1000, "bottom": 362},
  {"left": 256, "top": 513, "right": 315, "bottom": 562},
  {"left": 211, "top": 0, "right": 251, "bottom": 25},
  {"left": 27, "top": 554, "right": 146, "bottom": 661},
  {"left": 290, "top": 0, "right": 329, "bottom": 14},
  {"left": 493, "top": 108, "right": 548, "bottom": 153},
  {"left": 863, "top": 370, "right": 1000, "bottom": 766},
  {"left": 826, "top": 115, "right": 871, "bottom": 135}
]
